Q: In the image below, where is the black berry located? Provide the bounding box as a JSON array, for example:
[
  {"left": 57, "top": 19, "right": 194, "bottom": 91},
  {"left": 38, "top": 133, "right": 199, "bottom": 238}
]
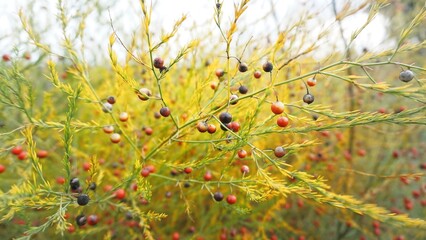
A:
[
  {"left": 107, "top": 96, "right": 116, "bottom": 104},
  {"left": 76, "top": 214, "right": 87, "bottom": 226},
  {"left": 77, "top": 194, "right": 90, "bottom": 206},
  {"left": 219, "top": 112, "right": 232, "bottom": 124},
  {"left": 238, "top": 62, "right": 248, "bottom": 72},
  {"left": 214, "top": 191, "right": 224, "bottom": 201},
  {"left": 238, "top": 85, "right": 248, "bottom": 94},
  {"left": 89, "top": 182, "right": 96, "bottom": 191},
  {"left": 303, "top": 94, "right": 314, "bottom": 104},
  {"left": 399, "top": 70, "right": 414, "bottom": 82},
  {"left": 70, "top": 177, "right": 80, "bottom": 190},
  {"left": 262, "top": 61, "right": 273, "bottom": 72}
]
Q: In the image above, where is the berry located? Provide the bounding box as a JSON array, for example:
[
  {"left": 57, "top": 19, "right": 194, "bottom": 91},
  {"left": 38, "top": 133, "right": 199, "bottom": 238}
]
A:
[
  {"left": 11, "top": 146, "right": 23, "bottom": 155},
  {"left": 271, "top": 101, "right": 285, "bottom": 115},
  {"left": 213, "top": 192, "right": 224, "bottom": 202},
  {"left": 83, "top": 162, "right": 91, "bottom": 171},
  {"left": 241, "top": 165, "right": 250, "bottom": 174},
  {"left": 114, "top": 189, "right": 126, "bottom": 200},
  {"left": 0, "top": 164, "right": 5, "bottom": 173},
  {"left": 307, "top": 78, "right": 317, "bottom": 87},
  {"left": 160, "top": 107, "right": 171, "bottom": 117},
  {"left": 68, "top": 225, "right": 75, "bottom": 233},
  {"left": 230, "top": 121, "right": 240, "bottom": 132},
  {"left": 215, "top": 69, "right": 225, "bottom": 78},
  {"left": 154, "top": 112, "right": 161, "bottom": 119},
  {"left": 253, "top": 70, "right": 262, "bottom": 79},
  {"left": 137, "top": 88, "right": 152, "bottom": 101},
  {"left": 144, "top": 127, "right": 153, "bottom": 135},
  {"left": 17, "top": 151, "right": 28, "bottom": 160},
  {"left": 399, "top": 70, "right": 414, "bottom": 82},
  {"left": 56, "top": 176, "right": 66, "bottom": 184},
  {"left": 238, "top": 62, "right": 248, "bottom": 72},
  {"left": 262, "top": 61, "right": 273, "bottom": 72},
  {"left": 153, "top": 57, "right": 164, "bottom": 69},
  {"left": 87, "top": 215, "right": 99, "bottom": 226},
  {"left": 119, "top": 112, "right": 129, "bottom": 122},
  {"left": 77, "top": 194, "right": 90, "bottom": 206},
  {"left": 141, "top": 168, "right": 150, "bottom": 177},
  {"left": 197, "top": 121, "right": 208, "bottom": 133},
  {"left": 36, "top": 150, "right": 48, "bottom": 158},
  {"left": 303, "top": 94, "right": 314, "bottom": 104},
  {"left": 277, "top": 116, "right": 289, "bottom": 127},
  {"left": 184, "top": 167, "right": 193, "bottom": 174},
  {"left": 89, "top": 182, "right": 96, "bottom": 191},
  {"left": 107, "top": 96, "right": 116, "bottom": 104},
  {"left": 207, "top": 124, "right": 217, "bottom": 134},
  {"left": 238, "top": 149, "right": 247, "bottom": 159},
  {"left": 274, "top": 147, "right": 286, "bottom": 158},
  {"left": 76, "top": 215, "right": 87, "bottom": 227},
  {"left": 2, "top": 54, "right": 10, "bottom": 62},
  {"left": 102, "top": 102, "right": 113, "bottom": 113},
  {"left": 204, "top": 171, "right": 213, "bottom": 181},
  {"left": 238, "top": 85, "right": 248, "bottom": 94},
  {"left": 219, "top": 112, "right": 232, "bottom": 124},
  {"left": 70, "top": 177, "right": 80, "bottom": 190},
  {"left": 172, "top": 232, "right": 180, "bottom": 240},
  {"left": 230, "top": 94, "right": 239, "bottom": 105},
  {"left": 103, "top": 125, "right": 114, "bottom": 134},
  {"left": 226, "top": 194, "right": 237, "bottom": 204},
  {"left": 110, "top": 133, "right": 121, "bottom": 143},
  {"left": 210, "top": 81, "right": 218, "bottom": 90}
]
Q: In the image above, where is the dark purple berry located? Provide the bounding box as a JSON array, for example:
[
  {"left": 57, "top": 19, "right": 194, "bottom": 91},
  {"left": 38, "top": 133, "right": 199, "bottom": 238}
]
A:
[
  {"left": 303, "top": 94, "right": 314, "bottom": 104},
  {"left": 238, "top": 85, "right": 248, "bottom": 94},
  {"left": 77, "top": 194, "right": 90, "bottom": 206},
  {"left": 262, "top": 61, "right": 273, "bottom": 72},
  {"left": 238, "top": 62, "right": 248, "bottom": 72},
  {"left": 214, "top": 191, "right": 224, "bottom": 201},
  {"left": 219, "top": 112, "right": 232, "bottom": 124},
  {"left": 76, "top": 214, "right": 87, "bottom": 226}
]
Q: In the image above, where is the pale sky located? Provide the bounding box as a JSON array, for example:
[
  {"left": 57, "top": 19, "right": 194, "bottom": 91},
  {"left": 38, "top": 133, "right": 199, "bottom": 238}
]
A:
[{"left": 0, "top": 0, "right": 390, "bottom": 62}]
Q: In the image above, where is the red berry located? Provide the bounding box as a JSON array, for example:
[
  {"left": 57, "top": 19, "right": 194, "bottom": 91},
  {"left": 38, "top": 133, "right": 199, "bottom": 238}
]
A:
[
  {"left": 215, "top": 69, "right": 225, "bottom": 78},
  {"left": 172, "top": 232, "right": 180, "bottom": 240},
  {"left": 307, "top": 78, "right": 317, "bottom": 87},
  {"left": 184, "top": 167, "right": 193, "bottom": 174},
  {"left": 276, "top": 116, "right": 289, "bottom": 127},
  {"left": 230, "top": 122, "right": 240, "bottom": 132},
  {"left": 22, "top": 52, "right": 30, "bottom": 60},
  {"left": 153, "top": 57, "right": 164, "bottom": 69},
  {"left": 357, "top": 149, "right": 366, "bottom": 157},
  {"left": 144, "top": 127, "right": 153, "bottom": 135},
  {"left": 274, "top": 147, "right": 286, "bottom": 158},
  {"left": 207, "top": 124, "right": 216, "bottom": 134},
  {"left": 2, "top": 54, "right": 10, "bottom": 62},
  {"left": 110, "top": 133, "right": 121, "bottom": 143},
  {"left": 56, "top": 176, "right": 65, "bottom": 184},
  {"left": 83, "top": 162, "right": 91, "bottom": 171},
  {"left": 253, "top": 70, "right": 261, "bottom": 79},
  {"left": 103, "top": 125, "right": 114, "bottom": 134},
  {"left": 87, "top": 215, "right": 99, "bottom": 226},
  {"left": 271, "top": 101, "right": 285, "bottom": 115},
  {"left": 114, "top": 189, "right": 126, "bottom": 200},
  {"left": 67, "top": 225, "right": 75, "bottom": 233},
  {"left": 119, "top": 112, "right": 129, "bottom": 122},
  {"left": 145, "top": 165, "right": 155, "bottom": 173},
  {"left": 238, "top": 149, "right": 247, "bottom": 159},
  {"left": 0, "top": 164, "right": 6, "bottom": 173},
  {"left": 17, "top": 151, "right": 28, "bottom": 160},
  {"left": 160, "top": 107, "right": 171, "bottom": 117},
  {"left": 36, "top": 150, "right": 48, "bottom": 158},
  {"left": 210, "top": 81, "right": 218, "bottom": 90},
  {"left": 204, "top": 171, "right": 212, "bottom": 181},
  {"left": 11, "top": 146, "right": 23, "bottom": 155},
  {"left": 141, "top": 168, "right": 150, "bottom": 177},
  {"left": 226, "top": 194, "right": 237, "bottom": 204},
  {"left": 241, "top": 165, "right": 249, "bottom": 174}
]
